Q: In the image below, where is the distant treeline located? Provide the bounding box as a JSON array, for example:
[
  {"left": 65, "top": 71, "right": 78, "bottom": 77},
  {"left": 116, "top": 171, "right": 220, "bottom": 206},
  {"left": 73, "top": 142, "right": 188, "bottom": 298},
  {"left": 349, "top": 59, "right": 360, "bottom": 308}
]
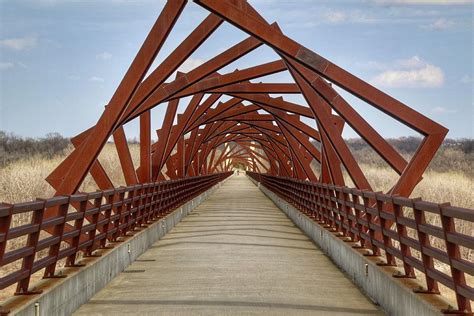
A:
[
  {"left": 345, "top": 136, "right": 473, "bottom": 155},
  {"left": 1, "top": 132, "right": 472, "bottom": 175},
  {"left": 344, "top": 137, "right": 473, "bottom": 176},
  {"left": 0, "top": 131, "right": 70, "bottom": 167}
]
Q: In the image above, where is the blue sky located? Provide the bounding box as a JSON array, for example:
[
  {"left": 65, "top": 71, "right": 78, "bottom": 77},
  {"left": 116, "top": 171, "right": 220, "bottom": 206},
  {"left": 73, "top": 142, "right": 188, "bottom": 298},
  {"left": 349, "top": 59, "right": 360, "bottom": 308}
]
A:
[{"left": 0, "top": 0, "right": 472, "bottom": 140}]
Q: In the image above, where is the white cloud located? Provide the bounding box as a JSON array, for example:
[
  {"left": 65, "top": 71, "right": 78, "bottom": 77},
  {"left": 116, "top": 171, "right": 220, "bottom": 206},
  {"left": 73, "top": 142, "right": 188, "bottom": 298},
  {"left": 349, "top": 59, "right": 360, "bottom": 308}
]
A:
[
  {"left": 96, "top": 52, "right": 112, "bottom": 60},
  {"left": 0, "top": 37, "right": 38, "bottom": 51},
  {"left": 68, "top": 74, "right": 81, "bottom": 80},
  {"left": 461, "top": 75, "right": 473, "bottom": 84},
  {"left": 360, "top": 56, "right": 430, "bottom": 70},
  {"left": 371, "top": 56, "right": 444, "bottom": 88},
  {"left": 270, "top": 6, "right": 433, "bottom": 28},
  {"left": 354, "top": 60, "right": 387, "bottom": 71},
  {"left": 372, "top": 65, "right": 444, "bottom": 88},
  {"left": 432, "top": 106, "right": 456, "bottom": 114},
  {"left": 89, "top": 76, "right": 105, "bottom": 82},
  {"left": 397, "top": 55, "right": 425, "bottom": 68},
  {"left": 372, "top": 0, "right": 472, "bottom": 4},
  {"left": 0, "top": 62, "right": 15, "bottom": 70},
  {"left": 424, "top": 18, "right": 455, "bottom": 30},
  {"left": 321, "top": 10, "right": 375, "bottom": 24},
  {"left": 324, "top": 11, "right": 347, "bottom": 23},
  {"left": 177, "top": 58, "right": 204, "bottom": 73}
]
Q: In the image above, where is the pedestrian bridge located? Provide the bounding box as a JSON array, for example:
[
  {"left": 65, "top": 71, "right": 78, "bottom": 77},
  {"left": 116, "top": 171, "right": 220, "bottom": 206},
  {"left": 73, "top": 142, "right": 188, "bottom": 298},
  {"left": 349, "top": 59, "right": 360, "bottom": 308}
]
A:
[
  {"left": 75, "top": 175, "right": 382, "bottom": 315},
  {"left": 1, "top": 0, "right": 472, "bottom": 315}
]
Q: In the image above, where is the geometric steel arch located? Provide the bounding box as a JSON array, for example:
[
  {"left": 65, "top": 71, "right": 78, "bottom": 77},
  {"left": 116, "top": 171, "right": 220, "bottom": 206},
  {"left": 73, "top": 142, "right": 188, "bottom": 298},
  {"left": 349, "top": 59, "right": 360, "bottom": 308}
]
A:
[
  {"left": 46, "top": 0, "right": 447, "bottom": 202},
  {"left": 37, "top": 0, "right": 448, "bottom": 235},
  {"left": 3, "top": 2, "right": 473, "bottom": 314}
]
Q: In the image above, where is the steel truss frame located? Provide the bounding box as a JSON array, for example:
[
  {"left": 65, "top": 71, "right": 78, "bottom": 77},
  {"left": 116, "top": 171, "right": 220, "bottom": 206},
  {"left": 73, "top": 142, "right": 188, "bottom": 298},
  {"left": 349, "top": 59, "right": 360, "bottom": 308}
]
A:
[
  {"left": 46, "top": 0, "right": 447, "bottom": 202},
  {"left": 2, "top": 0, "right": 464, "bottom": 312}
]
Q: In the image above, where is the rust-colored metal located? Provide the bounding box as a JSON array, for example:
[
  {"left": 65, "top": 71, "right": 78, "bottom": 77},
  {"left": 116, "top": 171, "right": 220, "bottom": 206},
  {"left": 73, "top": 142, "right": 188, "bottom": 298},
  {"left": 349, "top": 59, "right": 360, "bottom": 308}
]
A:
[{"left": 1, "top": 0, "right": 469, "bottom": 313}]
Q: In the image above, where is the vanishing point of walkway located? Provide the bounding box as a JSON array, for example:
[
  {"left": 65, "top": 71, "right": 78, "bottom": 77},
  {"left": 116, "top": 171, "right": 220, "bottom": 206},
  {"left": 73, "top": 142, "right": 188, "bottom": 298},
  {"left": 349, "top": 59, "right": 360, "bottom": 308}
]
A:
[{"left": 75, "top": 175, "right": 383, "bottom": 315}]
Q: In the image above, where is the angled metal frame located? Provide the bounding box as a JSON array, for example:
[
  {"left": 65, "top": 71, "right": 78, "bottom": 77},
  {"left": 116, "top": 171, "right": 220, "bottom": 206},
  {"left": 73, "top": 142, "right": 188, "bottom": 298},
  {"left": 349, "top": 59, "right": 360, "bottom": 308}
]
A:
[{"left": 2, "top": 0, "right": 467, "bottom": 312}]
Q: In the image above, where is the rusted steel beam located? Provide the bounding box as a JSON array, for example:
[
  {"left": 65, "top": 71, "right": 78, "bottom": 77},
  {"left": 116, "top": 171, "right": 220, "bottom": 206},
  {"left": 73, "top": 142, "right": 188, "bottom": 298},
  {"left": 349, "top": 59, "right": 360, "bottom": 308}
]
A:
[
  {"left": 187, "top": 98, "right": 242, "bottom": 131},
  {"left": 172, "top": 60, "right": 286, "bottom": 99},
  {"left": 205, "top": 121, "right": 287, "bottom": 151},
  {"left": 55, "top": 13, "right": 222, "bottom": 183},
  {"left": 176, "top": 135, "right": 185, "bottom": 178},
  {"left": 208, "top": 82, "right": 299, "bottom": 94},
  {"left": 46, "top": 0, "right": 449, "bottom": 205},
  {"left": 154, "top": 94, "right": 204, "bottom": 153},
  {"left": 203, "top": 136, "right": 272, "bottom": 169},
  {"left": 47, "top": 127, "right": 113, "bottom": 190},
  {"left": 127, "top": 35, "right": 263, "bottom": 121},
  {"left": 52, "top": 0, "right": 187, "bottom": 196},
  {"left": 186, "top": 94, "right": 224, "bottom": 132},
  {"left": 224, "top": 137, "right": 280, "bottom": 167},
  {"left": 278, "top": 123, "right": 318, "bottom": 181},
  {"left": 157, "top": 94, "right": 207, "bottom": 165},
  {"left": 187, "top": 123, "right": 218, "bottom": 170},
  {"left": 296, "top": 66, "right": 407, "bottom": 174},
  {"left": 319, "top": 127, "right": 345, "bottom": 186},
  {"left": 215, "top": 116, "right": 318, "bottom": 174},
  {"left": 138, "top": 111, "right": 151, "bottom": 183},
  {"left": 152, "top": 97, "right": 180, "bottom": 179},
  {"left": 47, "top": 17, "right": 246, "bottom": 189},
  {"left": 195, "top": 0, "right": 447, "bottom": 196},
  {"left": 184, "top": 127, "right": 201, "bottom": 175},
  {"left": 69, "top": 136, "right": 115, "bottom": 190},
  {"left": 204, "top": 103, "right": 261, "bottom": 123},
  {"left": 231, "top": 93, "right": 313, "bottom": 118},
  {"left": 113, "top": 127, "right": 139, "bottom": 185},
  {"left": 209, "top": 144, "right": 229, "bottom": 173},
  {"left": 285, "top": 60, "right": 371, "bottom": 190},
  {"left": 195, "top": 0, "right": 447, "bottom": 136},
  {"left": 390, "top": 133, "right": 446, "bottom": 197},
  {"left": 122, "top": 13, "right": 223, "bottom": 122}
]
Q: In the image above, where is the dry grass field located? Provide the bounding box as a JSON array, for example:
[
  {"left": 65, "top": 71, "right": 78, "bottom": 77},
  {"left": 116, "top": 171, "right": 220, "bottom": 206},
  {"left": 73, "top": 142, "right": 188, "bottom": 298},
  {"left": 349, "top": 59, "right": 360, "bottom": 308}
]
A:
[
  {"left": 0, "top": 144, "right": 140, "bottom": 203},
  {"left": 2, "top": 144, "right": 471, "bottom": 206},
  {"left": 0, "top": 138, "right": 472, "bottom": 307}
]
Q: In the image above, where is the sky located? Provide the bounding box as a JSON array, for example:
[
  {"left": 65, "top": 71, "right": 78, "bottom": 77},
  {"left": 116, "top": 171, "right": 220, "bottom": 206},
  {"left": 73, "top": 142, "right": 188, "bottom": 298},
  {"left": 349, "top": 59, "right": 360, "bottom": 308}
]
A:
[{"left": 0, "top": 0, "right": 473, "bottom": 140}]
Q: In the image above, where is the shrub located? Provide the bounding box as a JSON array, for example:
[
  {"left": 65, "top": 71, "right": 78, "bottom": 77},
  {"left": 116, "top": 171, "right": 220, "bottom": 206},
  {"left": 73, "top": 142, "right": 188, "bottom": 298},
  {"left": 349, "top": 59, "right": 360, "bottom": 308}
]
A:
[{"left": 0, "top": 131, "right": 70, "bottom": 167}]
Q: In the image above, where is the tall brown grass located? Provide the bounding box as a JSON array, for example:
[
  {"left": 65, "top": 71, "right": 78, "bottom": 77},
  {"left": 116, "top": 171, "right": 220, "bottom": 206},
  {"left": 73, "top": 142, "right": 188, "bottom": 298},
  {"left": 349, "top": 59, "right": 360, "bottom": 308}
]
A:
[
  {"left": 342, "top": 164, "right": 474, "bottom": 210},
  {"left": 0, "top": 144, "right": 140, "bottom": 203}
]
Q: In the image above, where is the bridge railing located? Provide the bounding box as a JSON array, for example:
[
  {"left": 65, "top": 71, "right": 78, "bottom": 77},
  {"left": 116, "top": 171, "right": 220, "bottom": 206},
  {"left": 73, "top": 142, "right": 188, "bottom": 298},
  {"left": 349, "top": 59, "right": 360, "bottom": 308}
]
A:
[
  {"left": 0, "top": 172, "right": 231, "bottom": 296},
  {"left": 247, "top": 172, "right": 473, "bottom": 313}
]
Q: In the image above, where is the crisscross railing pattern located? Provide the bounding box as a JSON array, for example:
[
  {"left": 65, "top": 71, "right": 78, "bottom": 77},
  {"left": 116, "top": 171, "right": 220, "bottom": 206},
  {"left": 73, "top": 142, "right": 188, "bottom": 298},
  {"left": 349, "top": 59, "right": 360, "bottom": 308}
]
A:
[
  {"left": 0, "top": 172, "right": 231, "bottom": 295},
  {"left": 247, "top": 172, "right": 473, "bottom": 313}
]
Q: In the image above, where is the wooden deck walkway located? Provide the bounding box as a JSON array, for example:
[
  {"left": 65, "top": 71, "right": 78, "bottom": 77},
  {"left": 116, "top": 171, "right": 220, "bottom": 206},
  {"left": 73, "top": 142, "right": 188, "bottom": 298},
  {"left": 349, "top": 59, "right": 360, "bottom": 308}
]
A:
[{"left": 75, "top": 175, "right": 383, "bottom": 315}]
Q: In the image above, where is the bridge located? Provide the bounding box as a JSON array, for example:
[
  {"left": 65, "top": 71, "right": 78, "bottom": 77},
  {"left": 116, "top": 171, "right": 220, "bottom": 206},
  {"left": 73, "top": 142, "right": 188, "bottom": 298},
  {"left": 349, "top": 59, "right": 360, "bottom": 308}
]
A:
[
  {"left": 0, "top": 1, "right": 472, "bottom": 315},
  {"left": 75, "top": 175, "right": 382, "bottom": 315}
]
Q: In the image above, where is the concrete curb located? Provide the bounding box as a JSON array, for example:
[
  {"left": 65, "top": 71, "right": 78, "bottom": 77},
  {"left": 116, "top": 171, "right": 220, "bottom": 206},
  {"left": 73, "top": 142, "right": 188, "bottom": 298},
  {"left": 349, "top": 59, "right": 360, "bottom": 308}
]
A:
[
  {"left": 249, "top": 177, "right": 448, "bottom": 316},
  {"left": 4, "top": 180, "right": 225, "bottom": 316}
]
